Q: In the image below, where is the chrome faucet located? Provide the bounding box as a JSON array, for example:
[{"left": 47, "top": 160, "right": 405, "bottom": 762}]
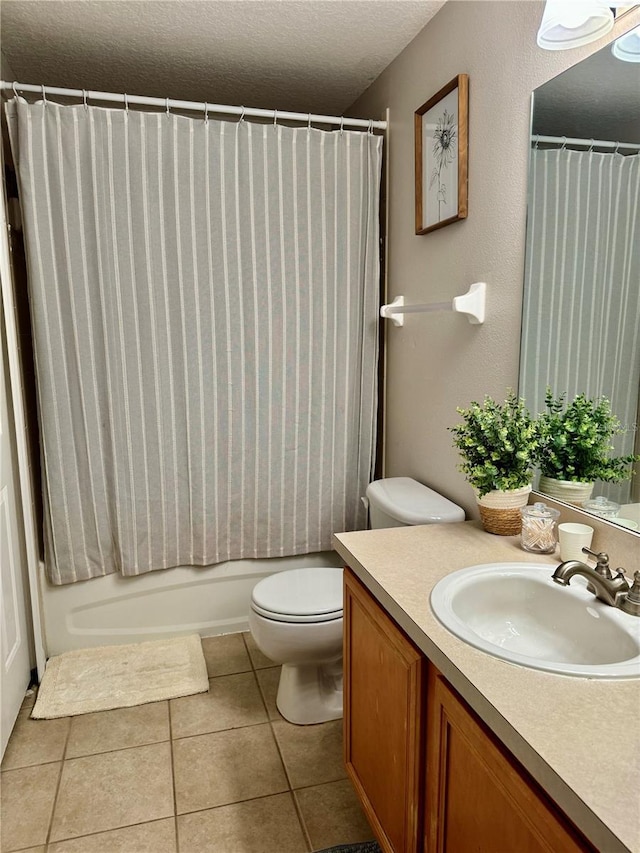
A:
[{"left": 552, "top": 547, "right": 640, "bottom": 616}]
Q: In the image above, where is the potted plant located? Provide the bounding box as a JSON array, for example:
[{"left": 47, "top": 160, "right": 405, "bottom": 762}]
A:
[
  {"left": 450, "top": 391, "right": 538, "bottom": 535},
  {"left": 535, "top": 389, "right": 639, "bottom": 505}
]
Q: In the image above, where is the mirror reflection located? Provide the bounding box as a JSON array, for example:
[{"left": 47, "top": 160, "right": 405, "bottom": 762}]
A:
[{"left": 519, "top": 38, "right": 640, "bottom": 531}]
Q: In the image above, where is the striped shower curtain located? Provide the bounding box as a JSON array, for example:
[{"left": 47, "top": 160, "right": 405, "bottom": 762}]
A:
[
  {"left": 6, "top": 98, "right": 382, "bottom": 585},
  {"left": 520, "top": 148, "right": 640, "bottom": 502}
]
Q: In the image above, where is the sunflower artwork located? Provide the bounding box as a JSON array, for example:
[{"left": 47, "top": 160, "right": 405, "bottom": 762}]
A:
[
  {"left": 415, "top": 74, "right": 468, "bottom": 235},
  {"left": 430, "top": 109, "right": 457, "bottom": 220}
]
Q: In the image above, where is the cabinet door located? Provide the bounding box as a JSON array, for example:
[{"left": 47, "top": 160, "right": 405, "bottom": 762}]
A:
[
  {"left": 425, "top": 665, "right": 594, "bottom": 853},
  {"left": 344, "top": 569, "right": 425, "bottom": 853}
]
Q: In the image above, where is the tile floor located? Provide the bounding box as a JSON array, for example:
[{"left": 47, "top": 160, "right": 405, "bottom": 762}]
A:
[{"left": 1, "top": 632, "right": 374, "bottom": 853}]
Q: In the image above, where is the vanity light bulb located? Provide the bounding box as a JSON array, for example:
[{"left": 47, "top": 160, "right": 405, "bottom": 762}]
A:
[
  {"left": 612, "top": 25, "right": 640, "bottom": 62},
  {"left": 537, "top": 0, "right": 614, "bottom": 50}
]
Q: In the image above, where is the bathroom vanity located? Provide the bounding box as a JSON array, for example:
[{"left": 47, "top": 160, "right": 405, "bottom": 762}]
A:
[{"left": 333, "top": 522, "right": 640, "bottom": 853}]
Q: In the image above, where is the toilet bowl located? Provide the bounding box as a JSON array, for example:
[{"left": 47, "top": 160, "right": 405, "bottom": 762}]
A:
[
  {"left": 249, "top": 566, "right": 344, "bottom": 725},
  {"left": 249, "top": 478, "right": 464, "bottom": 725}
]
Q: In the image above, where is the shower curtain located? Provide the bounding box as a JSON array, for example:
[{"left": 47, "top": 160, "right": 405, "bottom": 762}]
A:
[
  {"left": 521, "top": 147, "right": 640, "bottom": 502},
  {"left": 6, "top": 98, "right": 382, "bottom": 585}
]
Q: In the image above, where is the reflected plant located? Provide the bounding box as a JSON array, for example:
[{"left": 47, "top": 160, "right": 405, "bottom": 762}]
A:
[
  {"left": 535, "top": 389, "right": 639, "bottom": 483},
  {"left": 430, "top": 109, "right": 457, "bottom": 220}
]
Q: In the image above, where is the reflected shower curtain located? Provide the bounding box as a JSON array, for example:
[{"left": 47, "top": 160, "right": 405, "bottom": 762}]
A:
[
  {"left": 521, "top": 148, "right": 640, "bottom": 501},
  {"left": 6, "top": 98, "right": 382, "bottom": 584}
]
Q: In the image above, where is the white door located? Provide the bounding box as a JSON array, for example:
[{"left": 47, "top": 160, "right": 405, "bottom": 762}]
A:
[{"left": 0, "top": 297, "right": 32, "bottom": 758}]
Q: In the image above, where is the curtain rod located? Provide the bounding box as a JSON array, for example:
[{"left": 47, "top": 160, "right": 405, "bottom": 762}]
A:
[
  {"left": 0, "top": 81, "right": 386, "bottom": 131},
  {"left": 531, "top": 134, "right": 640, "bottom": 152}
]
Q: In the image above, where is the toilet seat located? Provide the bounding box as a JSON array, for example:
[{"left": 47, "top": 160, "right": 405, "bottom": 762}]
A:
[{"left": 251, "top": 567, "right": 343, "bottom": 624}]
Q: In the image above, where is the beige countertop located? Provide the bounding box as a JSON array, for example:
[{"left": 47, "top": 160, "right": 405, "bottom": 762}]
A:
[{"left": 333, "top": 521, "right": 640, "bottom": 853}]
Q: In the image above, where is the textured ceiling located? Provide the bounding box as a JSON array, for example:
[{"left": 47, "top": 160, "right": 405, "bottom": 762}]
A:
[{"left": 0, "top": 0, "right": 446, "bottom": 115}]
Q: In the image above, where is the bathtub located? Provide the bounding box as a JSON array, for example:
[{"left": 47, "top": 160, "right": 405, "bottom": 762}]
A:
[{"left": 39, "top": 551, "right": 343, "bottom": 656}]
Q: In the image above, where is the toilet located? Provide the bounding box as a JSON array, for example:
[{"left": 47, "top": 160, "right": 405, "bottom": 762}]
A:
[{"left": 248, "top": 477, "right": 464, "bottom": 725}]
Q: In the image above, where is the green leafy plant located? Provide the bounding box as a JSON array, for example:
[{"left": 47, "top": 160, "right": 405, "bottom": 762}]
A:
[
  {"left": 450, "top": 391, "right": 537, "bottom": 497},
  {"left": 535, "top": 389, "right": 639, "bottom": 483}
]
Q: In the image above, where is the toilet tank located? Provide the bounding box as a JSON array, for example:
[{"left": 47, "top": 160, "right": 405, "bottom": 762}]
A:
[{"left": 366, "top": 477, "right": 465, "bottom": 528}]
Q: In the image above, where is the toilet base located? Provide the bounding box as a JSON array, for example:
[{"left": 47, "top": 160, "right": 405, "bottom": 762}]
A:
[{"left": 276, "top": 660, "right": 343, "bottom": 725}]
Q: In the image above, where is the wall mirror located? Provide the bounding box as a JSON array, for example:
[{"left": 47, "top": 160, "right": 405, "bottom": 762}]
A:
[{"left": 519, "top": 35, "right": 640, "bottom": 532}]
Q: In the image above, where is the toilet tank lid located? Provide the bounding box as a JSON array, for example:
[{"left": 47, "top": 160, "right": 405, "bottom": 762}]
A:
[{"left": 366, "top": 477, "right": 465, "bottom": 525}]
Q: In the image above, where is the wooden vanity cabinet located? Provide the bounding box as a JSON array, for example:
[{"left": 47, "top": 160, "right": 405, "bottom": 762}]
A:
[
  {"left": 343, "top": 568, "right": 595, "bottom": 853},
  {"left": 425, "top": 666, "right": 595, "bottom": 853},
  {"left": 344, "top": 568, "right": 425, "bottom": 853}
]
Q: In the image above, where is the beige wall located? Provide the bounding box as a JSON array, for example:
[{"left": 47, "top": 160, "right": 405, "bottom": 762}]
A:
[{"left": 350, "top": 1, "right": 640, "bottom": 518}]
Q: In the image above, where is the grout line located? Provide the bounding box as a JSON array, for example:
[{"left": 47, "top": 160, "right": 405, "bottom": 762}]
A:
[
  {"left": 290, "top": 775, "right": 348, "bottom": 793},
  {"left": 291, "top": 787, "right": 314, "bottom": 853},
  {"left": 171, "top": 718, "right": 274, "bottom": 746},
  {"left": 240, "top": 630, "right": 257, "bottom": 671},
  {"left": 173, "top": 787, "right": 296, "bottom": 818},
  {"left": 267, "top": 719, "right": 292, "bottom": 789},
  {"left": 252, "top": 667, "right": 271, "bottom": 720},
  {"left": 36, "top": 816, "right": 177, "bottom": 849},
  {"left": 44, "top": 715, "right": 72, "bottom": 846},
  {"left": 168, "top": 700, "right": 180, "bottom": 853},
  {"left": 55, "top": 734, "right": 172, "bottom": 762}
]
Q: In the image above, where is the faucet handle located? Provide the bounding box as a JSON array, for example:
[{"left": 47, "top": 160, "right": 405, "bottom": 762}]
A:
[
  {"left": 626, "top": 571, "right": 640, "bottom": 605},
  {"left": 581, "top": 547, "right": 612, "bottom": 578},
  {"left": 620, "top": 571, "right": 640, "bottom": 616}
]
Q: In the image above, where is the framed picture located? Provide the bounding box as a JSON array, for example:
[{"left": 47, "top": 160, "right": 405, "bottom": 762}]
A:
[{"left": 415, "top": 74, "right": 469, "bottom": 235}]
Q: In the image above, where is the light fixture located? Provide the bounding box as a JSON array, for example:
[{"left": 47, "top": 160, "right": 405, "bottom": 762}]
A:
[
  {"left": 537, "top": 0, "right": 614, "bottom": 50},
  {"left": 612, "top": 24, "right": 640, "bottom": 61}
]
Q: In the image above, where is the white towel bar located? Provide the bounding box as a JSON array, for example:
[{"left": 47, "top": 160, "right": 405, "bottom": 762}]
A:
[{"left": 380, "top": 282, "right": 486, "bottom": 327}]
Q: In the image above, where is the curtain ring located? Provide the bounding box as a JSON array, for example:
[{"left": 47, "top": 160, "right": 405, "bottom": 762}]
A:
[
  {"left": 614, "top": 141, "right": 620, "bottom": 154},
  {"left": 239, "top": 106, "right": 246, "bottom": 123},
  {"left": 82, "top": 89, "right": 88, "bottom": 110},
  {"left": 560, "top": 136, "right": 567, "bottom": 150},
  {"left": 588, "top": 138, "right": 594, "bottom": 153},
  {"left": 307, "top": 113, "right": 312, "bottom": 131},
  {"left": 41, "top": 84, "right": 47, "bottom": 104},
  {"left": 123, "top": 93, "right": 129, "bottom": 112},
  {"left": 12, "top": 81, "right": 19, "bottom": 98},
  {"left": 368, "top": 119, "right": 374, "bottom": 135},
  {"left": 204, "top": 102, "right": 209, "bottom": 124},
  {"left": 340, "top": 116, "right": 344, "bottom": 135},
  {"left": 166, "top": 97, "right": 171, "bottom": 118},
  {"left": 533, "top": 135, "right": 539, "bottom": 149},
  {"left": 273, "top": 109, "right": 278, "bottom": 129}
]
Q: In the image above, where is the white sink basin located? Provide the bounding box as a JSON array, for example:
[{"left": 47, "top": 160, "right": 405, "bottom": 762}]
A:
[{"left": 430, "top": 563, "right": 640, "bottom": 678}]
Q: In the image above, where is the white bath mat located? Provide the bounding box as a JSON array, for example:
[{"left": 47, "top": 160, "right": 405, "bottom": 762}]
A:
[{"left": 31, "top": 634, "right": 208, "bottom": 719}]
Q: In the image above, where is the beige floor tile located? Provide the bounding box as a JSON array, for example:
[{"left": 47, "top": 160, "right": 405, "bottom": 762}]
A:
[
  {"left": 47, "top": 818, "right": 177, "bottom": 852},
  {"left": 256, "top": 667, "right": 283, "bottom": 721},
  {"left": 177, "top": 792, "right": 308, "bottom": 853},
  {"left": 49, "top": 742, "right": 174, "bottom": 842},
  {"left": 66, "top": 701, "right": 169, "bottom": 758},
  {"left": 201, "top": 633, "right": 252, "bottom": 677},
  {"left": 1, "top": 713, "right": 70, "bottom": 770},
  {"left": 295, "top": 779, "right": 374, "bottom": 851},
  {"left": 173, "top": 724, "right": 288, "bottom": 814},
  {"left": 272, "top": 718, "right": 346, "bottom": 789},
  {"left": 170, "top": 672, "right": 267, "bottom": 738},
  {"left": 0, "top": 762, "right": 61, "bottom": 852},
  {"left": 243, "top": 631, "right": 276, "bottom": 670}
]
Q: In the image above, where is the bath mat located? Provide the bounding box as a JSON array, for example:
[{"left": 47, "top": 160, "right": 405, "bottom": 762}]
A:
[
  {"left": 31, "top": 634, "right": 208, "bottom": 719},
  {"left": 316, "top": 843, "right": 381, "bottom": 853}
]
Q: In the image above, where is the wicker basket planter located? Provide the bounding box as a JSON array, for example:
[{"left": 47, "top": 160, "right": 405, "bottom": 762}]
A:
[
  {"left": 537, "top": 476, "right": 594, "bottom": 507},
  {"left": 476, "top": 485, "right": 532, "bottom": 536}
]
